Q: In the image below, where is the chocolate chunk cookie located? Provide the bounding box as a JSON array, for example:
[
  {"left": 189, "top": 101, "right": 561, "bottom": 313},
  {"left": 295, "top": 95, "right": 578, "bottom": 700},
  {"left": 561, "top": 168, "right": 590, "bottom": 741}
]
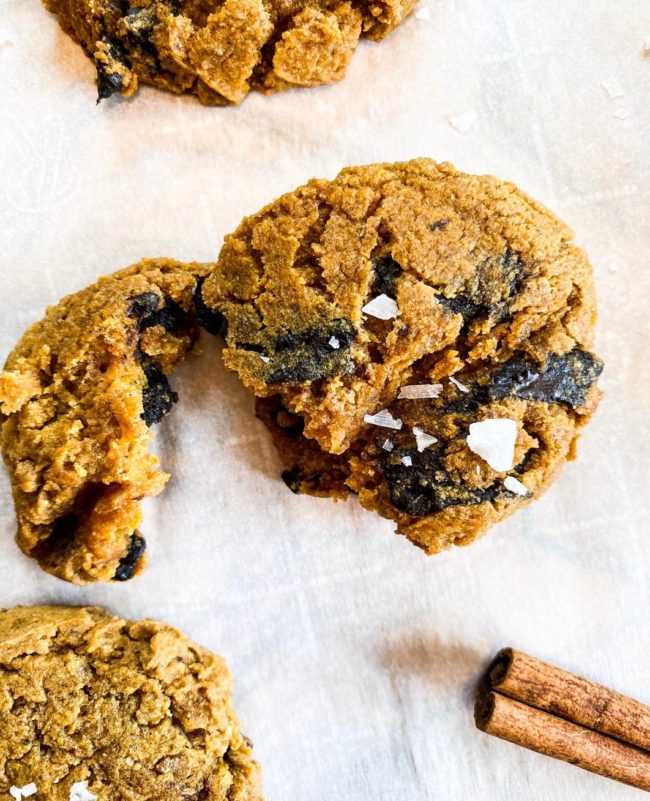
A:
[
  {"left": 44, "top": 0, "right": 414, "bottom": 104},
  {"left": 0, "top": 606, "right": 263, "bottom": 801},
  {"left": 204, "top": 159, "right": 603, "bottom": 552},
  {"left": 0, "top": 259, "right": 209, "bottom": 584}
]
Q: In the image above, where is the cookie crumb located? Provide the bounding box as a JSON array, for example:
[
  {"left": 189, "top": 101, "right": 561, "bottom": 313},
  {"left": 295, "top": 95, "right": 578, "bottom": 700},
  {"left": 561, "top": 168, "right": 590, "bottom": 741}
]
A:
[
  {"left": 504, "top": 475, "right": 528, "bottom": 496},
  {"left": 398, "top": 383, "right": 443, "bottom": 400},
  {"left": 328, "top": 336, "right": 340, "bottom": 349},
  {"left": 449, "top": 376, "right": 469, "bottom": 393},
  {"left": 362, "top": 294, "right": 399, "bottom": 320},
  {"left": 413, "top": 426, "right": 437, "bottom": 452},
  {"left": 644, "top": 38, "right": 650, "bottom": 55},
  {"left": 466, "top": 419, "right": 517, "bottom": 472},
  {"left": 364, "top": 409, "right": 403, "bottom": 430},
  {"left": 447, "top": 111, "right": 477, "bottom": 134},
  {"left": 601, "top": 78, "right": 625, "bottom": 98}
]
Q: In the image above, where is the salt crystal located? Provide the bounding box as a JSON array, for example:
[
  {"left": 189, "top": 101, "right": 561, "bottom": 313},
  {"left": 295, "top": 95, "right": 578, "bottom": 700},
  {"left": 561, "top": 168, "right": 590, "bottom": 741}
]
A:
[
  {"left": 448, "top": 111, "right": 477, "bottom": 134},
  {"left": 415, "top": 6, "right": 432, "bottom": 20},
  {"left": 466, "top": 419, "right": 518, "bottom": 472},
  {"left": 21, "top": 786, "right": 37, "bottom": 798},
  {"left": 601, "top": 78, "right": 625, "bottom": 98},
  {"left": 401, "top": 455, "right": 413, "bottom": 466},
  {"left": 398, "top": 384, "right": 443, "bottom": 400},
  {"left": 328, "top": 336, "right": 340, "bottom": 349},
  {"left": 362, "top": 294, "right": 399, "bottom": 320},
  {"left": 10, "top": 789, "right": 21, "bottom": 801},
  {"left": 364, "top": 410, "right": 403, "bottom": 430},
  {"left": 70, "top": 782, "right": 97, "bottom": 801},
  {"left": 504, "top": 475, "right": 528, "bottom": 496},
  {"left": 382, "top": 439, "right": 394, "bottom": 452},
  {"left": 10, "top": 786, "right": 37, "bottom": 801},
  {"left": 259, "top": 355, "right": 270, "bottom": 363},
  {"left": 449, "top": 376, "right": 469, "bottom": 393},
  {"left": 412, "top": 426, "right": 437, "bottom": 452}
]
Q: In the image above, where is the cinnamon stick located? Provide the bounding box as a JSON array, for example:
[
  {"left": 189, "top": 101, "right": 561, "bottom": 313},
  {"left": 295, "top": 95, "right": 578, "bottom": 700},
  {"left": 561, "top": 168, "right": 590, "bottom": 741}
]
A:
[
  {"left": 475, "top": 648, "right": 650, "bottom": 792},
  {"left": 475, "top": 691, "right": 650, "bottom": 792},
  {"left": 488, "top": 648, "right": 650, "bottom": 751}
]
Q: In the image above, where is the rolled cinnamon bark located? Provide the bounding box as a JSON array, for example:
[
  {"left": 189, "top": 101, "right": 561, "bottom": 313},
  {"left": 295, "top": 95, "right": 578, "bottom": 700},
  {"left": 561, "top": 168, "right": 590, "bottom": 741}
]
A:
[
  {"left": 475, "top": 691, "right": 650, "bottom": 792},
  {"left": 488, "top": 648, "right": 650, "bottom": 752}
]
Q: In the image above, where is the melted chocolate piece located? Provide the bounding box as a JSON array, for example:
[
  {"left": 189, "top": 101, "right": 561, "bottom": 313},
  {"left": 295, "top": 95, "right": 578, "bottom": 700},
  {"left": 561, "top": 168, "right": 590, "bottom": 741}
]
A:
[
  {"left": 113, "top": 533, "right": 147, "bottom": 581},
  {"left": 267, "top": 318, "right": 355, "bottom": 384},
  {"left": 95, "top": 38, "right": 128, "bottom": 101},
  {"left": 489, "top": 348, "right": 603, "bottom": 408},
  {"left": 138, "top": 354, "right": 178, "bottom": 426},
  {"left": 372, "top": 255, "right": 403, "bottom": 299},
  {"left": 193, "top": 277, "right": 226, "bottom": 336}
]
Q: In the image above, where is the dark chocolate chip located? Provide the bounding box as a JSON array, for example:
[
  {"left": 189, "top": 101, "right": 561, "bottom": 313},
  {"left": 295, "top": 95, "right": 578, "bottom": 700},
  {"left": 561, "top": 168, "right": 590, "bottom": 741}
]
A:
[
  {"left": 95, "top": 38, "right": 128, "bottom": 102},
  {"left": 138, "top": 353, "right": 178, "bottom": 426},
  {"left": 193, "top": 277, "right": 226, "bottom": 336},
  {"left": 113, "top": 533, "right": 147, "bottom": 581},
  {"left": 142, "top": 299, "right": 190, "bottom": 333},
  {"left": 282, "top": 467, "right": 304, "bottom": 494},
  {"left": 383, "top": 446, "right": 501, "bottom": 517},
  {"left": 128, "top": 292, "right": 161, "bottom": 318},
  {"left": 489, "top": 348, "right": 603, "bottom": 408},
  {"left": 372, "top": 255, "right": 403, "bottom": 299},
  {"left": 267, "top": 318, "right": 355, "bottom": 384},
  {"left": 429, "top": 220, "right": 449, "bottom": 231}
]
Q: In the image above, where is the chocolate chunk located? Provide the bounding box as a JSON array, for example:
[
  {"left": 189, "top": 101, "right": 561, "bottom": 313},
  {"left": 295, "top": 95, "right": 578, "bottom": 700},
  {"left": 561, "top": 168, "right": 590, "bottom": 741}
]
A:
[
  {"left": 489, "top": 348, "right": 603, "bottom": 408},
  {"left": 194, "top": 277, "right": 226, "bottom": 336},
  {"left": 281, "top": 466, "right": 304, "bottom": 494},
  {"left": 372, "top": 255, "right": 403, "bottom": 299},
  {"left": 383, "top": 446, "right": 500, "bottom": 516},
  {"left": 142, "top": 299, "right": 190, "bottom": 333},
  {"left": 113, "top": 533, "right": 146, "bottom": 581},
  {"left": 128, "top": 292, "right": 160, "bottom": 318},
  {"left": 95, "top": 39, "right": 128, "bottom": 102},
  {"left": 267, "top": 318, "right": 355, "bottom": 384},
  {"left": 139, "top": 354, "right": 178, "bottom": 426},
  {"left": 437, "top": 249, "right": 527, "bottom": 325}
]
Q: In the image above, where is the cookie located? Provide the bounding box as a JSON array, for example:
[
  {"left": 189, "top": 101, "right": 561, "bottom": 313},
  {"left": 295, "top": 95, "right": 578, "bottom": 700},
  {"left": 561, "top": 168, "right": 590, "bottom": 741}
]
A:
[
  {"left": 0, "top": 605, "right": 262, "bottom": 801},
  {"left": 203, "top": 159, "right": 603, "bottom": 551},
  {"left": 0, "top": 259, "right": 210, "bottom": 584},
  {"left": 44, "top": 0, "right": 414, "bottom": 104}
]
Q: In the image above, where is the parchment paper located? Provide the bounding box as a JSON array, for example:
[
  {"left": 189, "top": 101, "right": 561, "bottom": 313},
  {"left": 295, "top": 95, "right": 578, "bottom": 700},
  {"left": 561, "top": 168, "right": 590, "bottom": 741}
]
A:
[{"left": 1, "top": 1, "right": 649, "bottom": 798}]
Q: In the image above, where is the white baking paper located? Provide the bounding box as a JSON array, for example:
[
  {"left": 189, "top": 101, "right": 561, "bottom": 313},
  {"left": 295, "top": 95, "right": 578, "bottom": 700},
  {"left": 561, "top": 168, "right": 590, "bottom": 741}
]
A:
[{"left": 0, "top": 0, "right": 649, "bottom": 798}]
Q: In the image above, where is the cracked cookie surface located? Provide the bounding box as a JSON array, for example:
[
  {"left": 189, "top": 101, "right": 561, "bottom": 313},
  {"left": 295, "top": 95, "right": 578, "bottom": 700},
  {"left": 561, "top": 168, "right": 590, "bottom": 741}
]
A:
[
  {"left": 44, "top": 0, "right": 414, "bottom": 104},
  {"left": 205, "top": 159, "right": 603, "bottom": 551},
  {"left": 0, "top": 259, "right": 209, "bottom": 584},
  {"left": 0, "top": 605, "right": 263, "bottom": 801}
]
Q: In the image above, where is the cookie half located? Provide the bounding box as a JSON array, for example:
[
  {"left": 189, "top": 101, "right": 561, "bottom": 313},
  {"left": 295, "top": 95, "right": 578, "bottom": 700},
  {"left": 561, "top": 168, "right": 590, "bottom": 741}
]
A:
[
  {"left": 204, "top": 159, "right": 603, "bottom": 551},
  {"left": 0, "top": 605, "right": 262, "bottom": 801},
  {"left": 44, "top": 0, "right": 414, "bottom": 104},
  {"left": 0, "top": 259, "right": 210, "bottom": 584}
]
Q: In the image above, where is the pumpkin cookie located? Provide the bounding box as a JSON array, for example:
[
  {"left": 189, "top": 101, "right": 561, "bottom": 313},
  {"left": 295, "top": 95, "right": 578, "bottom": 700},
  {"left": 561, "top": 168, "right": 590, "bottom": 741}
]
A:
[
  {"left": 0, "top": 605, "right": 263, "bottom": 801},
  {"left": 44, "top": 0, "right": 414, "bottom": 104},
  {"left": 0, "top": 259, "right": 210, "bottom": 584},
  {"left": 203, "top": 159, "right": 603, "bottom": 551}
]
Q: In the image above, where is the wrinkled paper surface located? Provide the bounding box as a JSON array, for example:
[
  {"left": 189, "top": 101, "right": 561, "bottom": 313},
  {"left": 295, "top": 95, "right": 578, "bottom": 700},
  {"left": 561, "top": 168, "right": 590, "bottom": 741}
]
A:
[{"left": 1, "top": 1, "right": 649, "bottom": 798}]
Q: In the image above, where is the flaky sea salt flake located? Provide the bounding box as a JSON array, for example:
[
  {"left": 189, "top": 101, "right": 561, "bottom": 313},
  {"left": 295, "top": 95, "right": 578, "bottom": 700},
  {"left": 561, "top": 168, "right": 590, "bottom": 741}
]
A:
[
  {"left": 364, "top": 410, "right": 403, "bottom": 430},
  {"left": 10, "top": 785, "right": 37, "bottom": 801},
  {"left": 449, "top": 376, "right": 469, "bottom": 393},
  {"left": 401, "top": 455, "right": 413, "bottom": 467},
  {"left": 601, "top": 78, "right": 625, "bottom": 99},
  {"left": 504, "top": 475, "right": 528, "bottom": 496},
  {"left": 328, "top": 336, "right": 340, "bottom": 349},
  {"left": 382, "top": 439, "right": 394, "bottom": 452},
  {"left": 448, "top": 111, "right": 477, "bottom": 134},
  {"left": 70, "top": 782, "right": 97, "bottom": 801},
  {"left": 412, "top": 426, "right": 437, "bottom": 452},
  {"left": 466, "top": 418, "right": 517, "bottom": 472},
  {"left": 259, "top": 355, "right": 270, "bottom": 363},
  {"left": 415, "top": 6, "right": 432, "bottom": 20},
  {"left": 398, "top": 383, "right": 443, "bottom": 400},
  {"left": 362, "top": 294, "right": 399, "bottom": 320}
]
